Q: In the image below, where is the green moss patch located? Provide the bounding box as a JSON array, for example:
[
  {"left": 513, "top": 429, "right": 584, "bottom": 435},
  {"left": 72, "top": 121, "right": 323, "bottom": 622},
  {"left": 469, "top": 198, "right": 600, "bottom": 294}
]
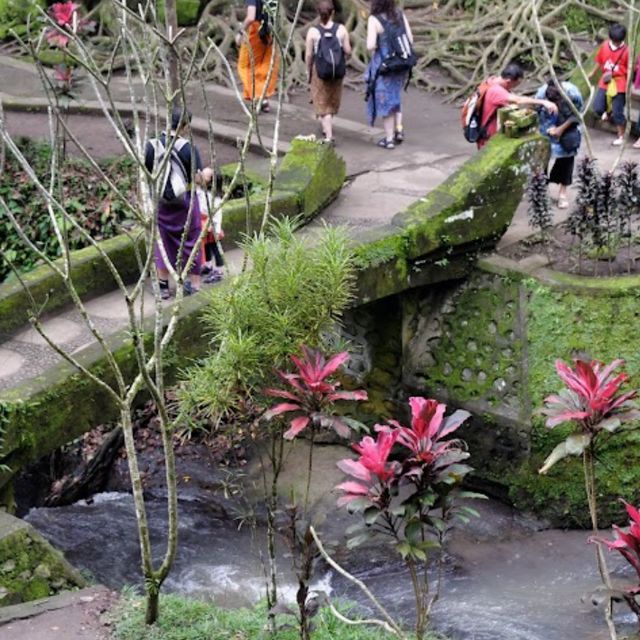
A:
[
  {"left": 274, "top": 138, "right": 346, "bottom": 220},
  {"left": 0, "top": 513, "right": 85, "bottom": 606}
]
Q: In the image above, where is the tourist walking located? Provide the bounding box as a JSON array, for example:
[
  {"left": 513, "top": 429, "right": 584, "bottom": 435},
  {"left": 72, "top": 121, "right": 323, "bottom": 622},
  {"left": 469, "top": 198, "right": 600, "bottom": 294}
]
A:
[
  {"left": 535, "top": 80, "right": 584, "bottom": 209},
  {"left": 145, "top": 109, "right": 210, "bottom": 299},
  {"left": 365, "top": 0, "right": 414, "bottom": 149},
  {"left": 305, "top": 0, "right": 351, "bottom": 144},
  {"left": 476, "top": 64, "right": 558, "bottom": 149},
  {"left": 236, "top": 0, "right": 279, "bottom": 112},
  {"left": 590, "top": 23, "right": 629, "bottom": 146}
]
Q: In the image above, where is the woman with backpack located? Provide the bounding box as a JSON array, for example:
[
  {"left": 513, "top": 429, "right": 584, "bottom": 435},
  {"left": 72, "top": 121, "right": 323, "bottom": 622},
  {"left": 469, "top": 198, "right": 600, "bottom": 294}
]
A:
[
  {"left": 365, "top": 0, "right": 414, "bottom": 149},
  {"left": 236, "top": 0, "right": 279, "bottom": 113},
  {"left": 535, "top": 79, "right": 583, "bottom": 209},
  {"left": 305, "top": 0, "right": 351, "bottom": 144}
]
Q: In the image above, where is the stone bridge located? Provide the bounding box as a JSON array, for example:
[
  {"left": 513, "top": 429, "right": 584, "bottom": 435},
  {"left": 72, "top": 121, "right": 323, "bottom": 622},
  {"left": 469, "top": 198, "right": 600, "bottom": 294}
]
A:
[{"left": 0, "top": 118, "right": 547, "bottom": 507}]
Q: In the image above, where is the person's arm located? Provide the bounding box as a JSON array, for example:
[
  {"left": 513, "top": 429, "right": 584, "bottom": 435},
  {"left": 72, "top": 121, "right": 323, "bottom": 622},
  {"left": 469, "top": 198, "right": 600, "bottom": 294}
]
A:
[
  {"left": 366, "top": 15, "right": 379, "bottom": 53},
  {"left": 339, "top": 25, "right": 352, "bottom": 57},
  {"left": 508, "top": 93, "right": 558, "bottom": 114},
  {"left": 305, "top": 28, "right": 315, "bottom": 83},
  {"left": 403, "top": 13, "right": 413, "bottom": 44},
  {"left": 236, "top": 2, "right": 257, "bottom": 45}
]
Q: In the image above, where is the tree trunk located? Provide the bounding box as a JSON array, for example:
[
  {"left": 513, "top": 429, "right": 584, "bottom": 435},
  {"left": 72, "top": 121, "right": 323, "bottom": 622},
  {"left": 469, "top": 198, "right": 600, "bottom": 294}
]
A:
[{"left": 145, "top": 588, "right": 160, "bottom": 625}]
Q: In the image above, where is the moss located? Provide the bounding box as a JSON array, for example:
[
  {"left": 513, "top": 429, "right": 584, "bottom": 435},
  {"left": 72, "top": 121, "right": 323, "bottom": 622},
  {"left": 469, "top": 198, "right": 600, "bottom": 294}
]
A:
[
  {"left": 0, "top": 231, "right": 146, "bottom": 335},
  {"left": 0, "top": 516, "right": 85, "bottom": 606},
  {"left": 221, "top": 191, "right": 299, "bottom": 244},
  {"left": 395, "top": 133, "right": 549, "bottom": 260},
  {"left": 156, "top": 0, "right": 203, "bottom": 25},
  {"left": 505, "top": 280, "right": 640, "bottom": 526},
  {"left": 274, "top": 139, "right": 346, "bottom": 220}
]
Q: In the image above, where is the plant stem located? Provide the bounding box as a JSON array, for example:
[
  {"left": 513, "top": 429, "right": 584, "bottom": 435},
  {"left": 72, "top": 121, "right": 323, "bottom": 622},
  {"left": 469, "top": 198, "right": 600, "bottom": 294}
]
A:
[{"left": 584, "top": 445, "right": 618, "bottom": 640}]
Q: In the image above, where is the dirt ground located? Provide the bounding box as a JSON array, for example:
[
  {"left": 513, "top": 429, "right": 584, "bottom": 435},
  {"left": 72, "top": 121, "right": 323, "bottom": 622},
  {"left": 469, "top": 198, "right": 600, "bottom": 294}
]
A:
[{"left": 0, "top": 587, "right": 117, "bottom": 640}]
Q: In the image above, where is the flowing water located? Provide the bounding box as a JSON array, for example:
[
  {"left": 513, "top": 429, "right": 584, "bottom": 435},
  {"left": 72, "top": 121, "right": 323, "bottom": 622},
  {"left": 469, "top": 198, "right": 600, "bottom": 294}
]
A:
[{"left": 25, "top": 492, "right": 638, "bottom": 640}]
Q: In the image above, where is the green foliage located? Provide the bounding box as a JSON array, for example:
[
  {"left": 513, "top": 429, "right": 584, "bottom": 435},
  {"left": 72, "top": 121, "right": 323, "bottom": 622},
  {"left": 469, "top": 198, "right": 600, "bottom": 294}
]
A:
[
  {"left": 562, "top": 0, "right": 608, "bottom": 34},
  {"left": 110, "top": 593, "right": 442, "bottom": 640},
  {"left": 181, "top": 218, "right": 356, "bottom": 425},
  {"left": 0, "top": 0, "right": 45, "bottom": 40},
  {"left": 0, "top": 138, "right": 136, "bottom": 282}
]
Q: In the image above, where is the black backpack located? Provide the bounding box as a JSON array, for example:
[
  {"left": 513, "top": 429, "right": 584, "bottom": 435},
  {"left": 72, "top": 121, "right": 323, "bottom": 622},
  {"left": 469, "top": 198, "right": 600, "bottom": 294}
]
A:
[
  {"left": 314, "top": 23, "right": 346, "bottom": 81},
  {"left": 376, "top": 13, "right": 416, "bottom": 76}
]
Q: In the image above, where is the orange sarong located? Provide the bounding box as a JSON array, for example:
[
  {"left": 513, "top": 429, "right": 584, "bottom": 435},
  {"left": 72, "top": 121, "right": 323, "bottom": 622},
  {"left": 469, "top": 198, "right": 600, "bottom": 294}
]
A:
[{"left": 237, "top": 21, "right": 280, "bottom": 101}]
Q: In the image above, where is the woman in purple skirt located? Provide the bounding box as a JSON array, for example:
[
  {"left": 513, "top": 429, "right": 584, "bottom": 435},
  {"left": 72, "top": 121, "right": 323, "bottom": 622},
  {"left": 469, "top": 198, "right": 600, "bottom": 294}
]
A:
[{"left": 145, "top": 109, "right": 210, "bottom": 298}]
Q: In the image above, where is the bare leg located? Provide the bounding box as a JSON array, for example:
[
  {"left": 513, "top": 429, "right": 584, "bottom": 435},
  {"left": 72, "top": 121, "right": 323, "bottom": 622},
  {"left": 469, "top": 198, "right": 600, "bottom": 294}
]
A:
[
  {"left": 321, "top": 114, "right": 333, "bottom": 141},
  {"left": 383, "top": 115, "right": 394, "bottom": 142}
]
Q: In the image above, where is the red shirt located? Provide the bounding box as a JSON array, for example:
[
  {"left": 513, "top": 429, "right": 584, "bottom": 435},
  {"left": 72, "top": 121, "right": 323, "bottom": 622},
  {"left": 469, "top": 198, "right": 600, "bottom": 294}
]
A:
[
  {"left": 477, "top": 77, "right": 511, "bottom": 149},
  {"left": 595, "top": 41, "right": 629, "bottom": 93}
]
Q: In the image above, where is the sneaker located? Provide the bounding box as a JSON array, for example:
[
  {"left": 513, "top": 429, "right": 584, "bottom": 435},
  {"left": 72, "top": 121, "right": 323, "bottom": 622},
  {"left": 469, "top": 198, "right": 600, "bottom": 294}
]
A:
[
  {"left": 394, "top": 128, "right": 404, "bottom": 143},
  {"left": 612, "top": 136, "right": 624, "bottom": 146},
  {"left": 601, "top": 112, "right": 609, "bottom": 122},
  {"left": 557, "top": 197, "right": 569, "bottom": 209},
  {"left": 201, "top": 264, "right": 213, "bottom": 276},
  {"left": 204, "top": 270, "right": 224, "bottom": 284},
  {"left": 160, "top": 287, "right": 171, "bottom": 300},
  {"left": 183, "top": 280, "right": 199, "bottom": 296}
]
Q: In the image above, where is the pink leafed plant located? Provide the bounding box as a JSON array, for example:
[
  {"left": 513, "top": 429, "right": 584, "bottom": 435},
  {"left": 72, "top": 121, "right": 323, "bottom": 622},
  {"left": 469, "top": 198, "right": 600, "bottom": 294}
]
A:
[
  {"left": 335, "top": 396, "right": 478, "bottom": 640},
  {"left": 264, "top": 345, "right": 367, "bottom": 440},
  {"left": 590, "top": 501, "right": 640, "bottom": 622},
  {"left": 539, "top": 359, "right": 639, "bottom": 474},
  {"left": 50, "top": 2, "right": 80, "bottom": 27}
]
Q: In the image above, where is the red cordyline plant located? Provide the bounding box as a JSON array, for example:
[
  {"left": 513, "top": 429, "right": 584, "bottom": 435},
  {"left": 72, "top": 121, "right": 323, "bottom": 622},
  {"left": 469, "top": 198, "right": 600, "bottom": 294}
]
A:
[
  {"left": 590, "top": 501, "right": 640, "bottom": 624},
  {"left": 264, "top": 345, "right": 368, "bottom": 440},
  {"left": 263, "top": 346, "right": 367, "bottom": 640},
  {"left": 539, "top": 358, "right": 639, "bottom": 640},
  {"left": 539, "top": 359, "right": 639, "bottom": 475},
  {"left": 45, "top": 2, "right": 94, "bottom": 97},
  {"left": 336, "top": 397, "right": 482, "bottom": 640}
]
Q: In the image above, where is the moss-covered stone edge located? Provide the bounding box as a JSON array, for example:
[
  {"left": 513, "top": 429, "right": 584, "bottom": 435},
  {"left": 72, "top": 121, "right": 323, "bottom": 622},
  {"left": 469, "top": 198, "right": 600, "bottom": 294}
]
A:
[
  {"left": 0, "top": 292, "right": 211, "bottom": 489},
  {"left": 351, "top": 132, "right": 549, "bottom": 303},
  {"left": 0, "top": 516, "right": 86, "bottom": 605}
]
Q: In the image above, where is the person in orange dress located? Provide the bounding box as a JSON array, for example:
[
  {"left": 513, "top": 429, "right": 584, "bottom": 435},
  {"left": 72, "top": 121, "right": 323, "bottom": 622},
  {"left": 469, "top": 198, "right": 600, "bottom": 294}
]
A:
[{"left": 236, "top": 0, "right": 280, "bottom": 112}]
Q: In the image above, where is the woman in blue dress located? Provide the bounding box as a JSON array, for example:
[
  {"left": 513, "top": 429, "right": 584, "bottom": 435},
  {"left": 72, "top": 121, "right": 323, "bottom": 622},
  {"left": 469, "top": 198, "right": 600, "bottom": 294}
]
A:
[
  {"left": 365, "top": 0, "right": 414, "bottom": 149},
  {"left": 535, "top": 80, "right": 584, "bottom": 209}
]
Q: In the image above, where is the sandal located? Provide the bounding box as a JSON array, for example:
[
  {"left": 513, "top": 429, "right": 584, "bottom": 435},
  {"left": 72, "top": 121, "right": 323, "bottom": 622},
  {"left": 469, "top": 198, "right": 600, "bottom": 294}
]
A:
[
  {"left": 557, "top": 197, "right": 569, "bottom": 210},
  {"left": 394, "top": 128, "right": 404, "bottom": 143},
  {"left": 377, "top": 138, "right": 395, "bottom": 150},
  {"left": 260, "top": 100, "right": 270, "bottom": 113}
]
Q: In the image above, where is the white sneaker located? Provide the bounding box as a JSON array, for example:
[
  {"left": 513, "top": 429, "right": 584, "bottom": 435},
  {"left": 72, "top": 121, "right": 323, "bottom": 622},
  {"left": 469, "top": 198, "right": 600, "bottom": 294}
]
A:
[
  {"left": 612, "top": 136, "right": 624, "bottom": 146},
  {"left": 601, "top": 112, "right": 609, "bottom": 121}
]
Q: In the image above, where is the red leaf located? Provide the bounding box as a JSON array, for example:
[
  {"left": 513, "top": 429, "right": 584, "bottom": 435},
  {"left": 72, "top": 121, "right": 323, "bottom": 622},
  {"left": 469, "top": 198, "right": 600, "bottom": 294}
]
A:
[
  {"left": 283, "top": 415, "right": 310, "bottom": 440},
  {"left": 264, "top": 402, "right": 300, "bottom": 420},
  {"left": 327, "top": 390, "right": 368, "bottom": 402}
]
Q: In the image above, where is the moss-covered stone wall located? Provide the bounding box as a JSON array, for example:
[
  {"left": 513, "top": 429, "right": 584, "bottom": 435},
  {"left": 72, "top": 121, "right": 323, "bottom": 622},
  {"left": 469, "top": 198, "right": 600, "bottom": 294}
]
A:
[
  {"left": 0, "top": 512, "right": 85, "bottom": 605},
  {"left": 401, "top": 263, "right": 640, "bottom": 527}
]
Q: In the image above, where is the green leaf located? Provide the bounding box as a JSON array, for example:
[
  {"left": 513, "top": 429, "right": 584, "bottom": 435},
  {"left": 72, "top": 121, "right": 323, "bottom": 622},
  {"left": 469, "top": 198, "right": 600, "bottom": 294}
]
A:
[
  {"left": 364, "top": 506, "right": 380, "bottom": 526},
  {"left": 395, "top": 541, "right": 411, "bottom": 559},
  {"left": 404, "top": 521, "right": 422, "bottom": 543},
  {"left": 347, "top": 532, "right": 370, "bottom": 549},
  {"left": 539, "top": 433, "right": 592, "bottom": 475}
]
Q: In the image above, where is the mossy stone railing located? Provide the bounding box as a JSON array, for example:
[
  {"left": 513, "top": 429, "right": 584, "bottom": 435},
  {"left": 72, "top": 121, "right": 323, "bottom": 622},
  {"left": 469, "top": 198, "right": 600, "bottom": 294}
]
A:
[
  {"left": 352, "top": 130, "right": 548, "bottom": 304},
  {"left": 0, "top": 139, "right": 345, "bottom": 336}
]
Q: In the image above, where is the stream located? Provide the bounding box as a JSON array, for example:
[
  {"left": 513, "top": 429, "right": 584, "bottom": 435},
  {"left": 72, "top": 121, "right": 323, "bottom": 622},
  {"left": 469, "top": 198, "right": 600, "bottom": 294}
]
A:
[{"left": 24, "top": 491, "right": 639, "bottom": 640}]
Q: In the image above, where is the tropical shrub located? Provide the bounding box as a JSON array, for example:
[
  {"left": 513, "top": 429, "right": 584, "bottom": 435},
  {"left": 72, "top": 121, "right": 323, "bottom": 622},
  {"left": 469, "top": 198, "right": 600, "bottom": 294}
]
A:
[
  {"left": 264, "top": 346, "right": 367, "bottom": 640},
  {"left": 538, "top": 358, "right": 640, "bottom": 638},
  {"left": 181, "top": 218, "right": 356, "bottom": 428},
  {"left": 336, "top": 396, "right": 482, "bottom": 640}
]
